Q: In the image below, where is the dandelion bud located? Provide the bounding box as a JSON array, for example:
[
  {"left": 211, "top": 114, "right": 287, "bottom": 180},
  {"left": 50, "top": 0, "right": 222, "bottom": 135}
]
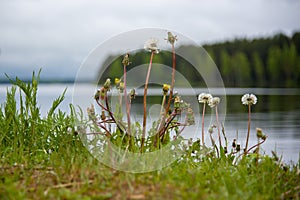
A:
[
  {"left": 115, "top": 78, "right": 121, "bottom": 85},
  {"left": 224, "top": 146, "right": 228, "bottom": 154},
  {"left": 129, "top": 88, "right": 136, "bottom": 100},
  {"left": 188, "top": 138, "right": 193, "bottom": 146},
  {"left": 256, "top": 128, "right": 263, "bottom": 138},
  {"left": 208, "top": 125, "right": 216, "bottom": 134},
  {"left": 236, "top": 143, "right": 241, "bottom": 152},
  {"left": 122, "top": 53, "right": 131, "bottom": 66},
  {"left": 271, "top": 151, "right": 279, "bottom": 161},
  {"left": 162, "top": 84, "right": 170, "bottom": 95},
  {"left": 87, "top": 104, "right": 95, "bottom": 120},
  {"left": 94, "top": 89, "right": 100, "bottom": 101},
  {"left": 103, "top": 78, "right": 111, "bottom": 90},
  {"left": 167, "top": 32, "right": 177, "bottom": 45},
  {"left": 99, "top": 87, "right": 107, "bottom": 100},
  {"left": 187, "top": 107, "right": 195, "bottom": 125},
  {"left": 174, "top": 96, "right": 181, "bottom": 110},
  {"left": 119, "top": 82, "right": 124, "bottom": 93},
  {"left": 101, "top": 110, "right": 106, "bottom": 120},
  {"left": 232, "top": 139, "right": 236, "bottom": 148}
]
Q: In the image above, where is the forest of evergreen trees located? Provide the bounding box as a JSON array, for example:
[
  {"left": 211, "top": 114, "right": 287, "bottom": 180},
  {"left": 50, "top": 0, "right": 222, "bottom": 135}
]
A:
[
  {"left": 99, "top": 32, "right": 300, "bottom": 88},
  {"left": 204, "top": 32, "right": 300, "bottom": 87}
]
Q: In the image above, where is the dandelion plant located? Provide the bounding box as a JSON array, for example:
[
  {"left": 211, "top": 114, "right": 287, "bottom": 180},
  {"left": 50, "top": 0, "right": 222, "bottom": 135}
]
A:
[{"left": 241, "top": 93, "right": 257, "bottom": 154}]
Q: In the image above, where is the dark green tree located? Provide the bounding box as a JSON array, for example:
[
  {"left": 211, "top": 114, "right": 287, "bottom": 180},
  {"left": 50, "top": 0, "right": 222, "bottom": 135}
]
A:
[{"left": 252, "top": 52, "right": 265, "bottom": 86}]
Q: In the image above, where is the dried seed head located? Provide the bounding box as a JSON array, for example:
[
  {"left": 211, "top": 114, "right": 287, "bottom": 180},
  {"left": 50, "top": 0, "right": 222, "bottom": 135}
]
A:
[
  {"left": 101, "top": 110, "right": 106, "bottom": 120},
  {"left": 130, "top": 88, "right": 136, "bottom": 100},
  {"left": 144, "top": 38, "right": 159, "bottom": 54},
  {"left": 103, "top": 78, "right": 111, "bottom": 90},
  {"left": 122, "top": 53, "right": 131, "bottom": 66},
  {"left": 208, "top": 97, "right": 220, "bottom": 108},
  {"left": 187, "top": 107, "right": 195, "bottom": 125},
  {"left": 198, "top": 93, "right": 213, "bottom": 104},
  {"left": 241, "top": 93, "right": 257, "bottom": 106},
  {"left": 256, "top": 128, "right": 263, "bottom": 138},
  {"left": 236, "top": 143, "right": 241, "bottom": 152},
  {"left": 232, "top": 139, "right": 237, "bottom": 148},
  {"left": 119, "top": 82, "right": 124, "bottom": 93},
  {"left": 224, "top": 146, "right": 228, "bottom": 154},
  {"left": 167, "top": 32, "right": 177, "bottom": 45},
  {"left": 87, "top": 104, "right": 95, "bottom": 120}
]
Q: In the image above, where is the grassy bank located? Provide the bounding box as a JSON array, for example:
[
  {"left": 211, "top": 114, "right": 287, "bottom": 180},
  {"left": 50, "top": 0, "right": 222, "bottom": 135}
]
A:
[{"left": 0, "top": 73, "right": 299, "bottom": 199}]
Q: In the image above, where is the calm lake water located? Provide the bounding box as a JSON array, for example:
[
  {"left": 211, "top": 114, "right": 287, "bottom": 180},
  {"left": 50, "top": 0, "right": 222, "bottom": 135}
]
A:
[{"left": 0, "top": 84, "right": 299, "bottom": 164}]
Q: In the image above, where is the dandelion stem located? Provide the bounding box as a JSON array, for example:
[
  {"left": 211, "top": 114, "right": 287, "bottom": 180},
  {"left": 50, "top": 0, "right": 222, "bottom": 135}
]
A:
[
  {"left": 244, "top": 104, "right": 251, "bottom": 154},
  {"left": 160, "top": 94, "right": 167, "bottom": 116},
  {"left": 236, "top": 137, "right": 266, "bottom": 161},
  {"left": 141, "top": 51, "right": 155, "bottom": 152},
  {"left": 123, "top": 64, "right": 131, "bottom": 135},
  {"left": 154, "top": 94, "right": 167, "bottom": 148},
  {"left": 215, "top": 105, "right": 222, "bottom": 149},
  {"left": 156, "top": 94, "right": 166, "bottom": 132},
  {"left": 158, "top": 43, "right": 176, "bottom": 140},
  {"left": 165, "top": 43, "right": 176, "bottom": 114},
  {"left": 201, "top": 103, "right": 206, "bottom": 146}
]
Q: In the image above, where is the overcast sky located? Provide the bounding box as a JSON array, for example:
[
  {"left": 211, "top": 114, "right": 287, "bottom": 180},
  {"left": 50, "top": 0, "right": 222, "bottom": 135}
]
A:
[{"left": 0, "top": 0, "right": 300, "bottom": 81}]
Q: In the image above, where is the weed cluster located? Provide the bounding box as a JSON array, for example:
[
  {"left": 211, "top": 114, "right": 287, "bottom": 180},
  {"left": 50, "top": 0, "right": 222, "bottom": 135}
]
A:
[
  {"left": 80, "top": 32, "right": 268, "bottom": 168},
  {"left": 0, "top": 71, "right": 299, "bottom": 199}
]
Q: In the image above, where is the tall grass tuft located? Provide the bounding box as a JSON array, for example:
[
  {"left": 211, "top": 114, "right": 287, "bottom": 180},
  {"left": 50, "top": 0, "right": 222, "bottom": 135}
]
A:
[{"left": 0, "top": 70, "right": 85, "bottom": 166}]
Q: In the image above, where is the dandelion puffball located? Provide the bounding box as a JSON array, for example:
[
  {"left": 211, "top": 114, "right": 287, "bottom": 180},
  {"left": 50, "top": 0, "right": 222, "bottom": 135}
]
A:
[{"left": 241, "top": 93, "right": 257, "bottom": 106}]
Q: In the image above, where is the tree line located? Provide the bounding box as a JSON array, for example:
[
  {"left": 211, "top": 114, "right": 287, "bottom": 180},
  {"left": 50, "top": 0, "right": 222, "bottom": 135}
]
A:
[
  {"left": 204, "top": 32, "right": 300, "bottom": 87},
  {"left": 99, "top": 32, "right": 300, "bottom": 88}
]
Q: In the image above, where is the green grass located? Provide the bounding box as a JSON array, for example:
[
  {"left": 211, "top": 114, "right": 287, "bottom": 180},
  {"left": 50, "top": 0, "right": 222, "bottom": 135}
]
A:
[{"left": 0, "top": 72, "right": 299, "bottom": 199}]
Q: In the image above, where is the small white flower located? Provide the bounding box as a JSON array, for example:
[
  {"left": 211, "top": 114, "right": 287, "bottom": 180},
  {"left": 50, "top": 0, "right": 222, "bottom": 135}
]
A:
[
  {"left": 241, "top": 93, "right": 257, "bottom": 106},
  {"left": 198, "top": 93, "right": 213, "bottom": 104},
  {"left": 144, "top": 38, "right": 159, "bottom": 54},
  {"left": 208, "top": 97, "right": 220, "bottom": 108}
]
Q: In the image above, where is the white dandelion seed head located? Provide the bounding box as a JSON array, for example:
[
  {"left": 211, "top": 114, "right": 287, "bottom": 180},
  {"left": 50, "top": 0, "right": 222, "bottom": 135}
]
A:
[
  {"left": 198, "top": 93, "right": 213, "bottom": 104},
  {"left": 144, "top": 38, "right": 159, "bottom": 54},
  {"left": 208, "top": 97, "right": 220, "bottom": 108},
  {"left": 241, "top": 93, "right": 257, "bottom": 106}
]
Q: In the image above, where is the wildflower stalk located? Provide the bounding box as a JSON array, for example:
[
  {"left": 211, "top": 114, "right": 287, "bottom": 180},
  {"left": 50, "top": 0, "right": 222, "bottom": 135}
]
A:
[
  {"left": 141, "top": 51, "right": 155, "bottom": 152},
  {"left": 156, "top": 33, "right": 176, "bottom": 139},
  {"left": 215, "top": 105, "right": 222, "bottom": 149},
  {"left": 159, "top": 110, "right": 178, "bottom": 137},
  {"left": 236, "top": 136, "right": 267, "bottom": 161},
  {"left": 199, "top": 93, "right": 212, "bottom": 146},
  {"left": 156, "top": 84, "right": 170, "bottom": 130},
  {"left": 165, "top": 43, "right": 176, "bottom": 114},
  {"left": 241, "top": 93, "right": 257, "bottom": 155},
  {"left": 123, "top": 63, "right": 131, "bottom": 135},
  {"left": 122, "top": 54, "right": 134, "bottom": 150},
  {"left": 221, "top": 123, "right": 228, "bottom": 152},
  {"left": 154, "top": 93, "right": 167, "bottom": 148},
  {"left": 244, "top": 104, "right": 251, "bottom": 154},
  {"left": 201, "top": 103, "right": 206, "bottom": 146},
  {"left": 160, "top": 94, "right": 167, "bottom": 117}
]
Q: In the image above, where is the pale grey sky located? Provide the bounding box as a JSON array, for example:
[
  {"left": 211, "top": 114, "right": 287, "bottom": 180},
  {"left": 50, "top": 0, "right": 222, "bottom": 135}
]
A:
[{"left": 0, "top": 0, "right": 299, "bottom": 80}]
